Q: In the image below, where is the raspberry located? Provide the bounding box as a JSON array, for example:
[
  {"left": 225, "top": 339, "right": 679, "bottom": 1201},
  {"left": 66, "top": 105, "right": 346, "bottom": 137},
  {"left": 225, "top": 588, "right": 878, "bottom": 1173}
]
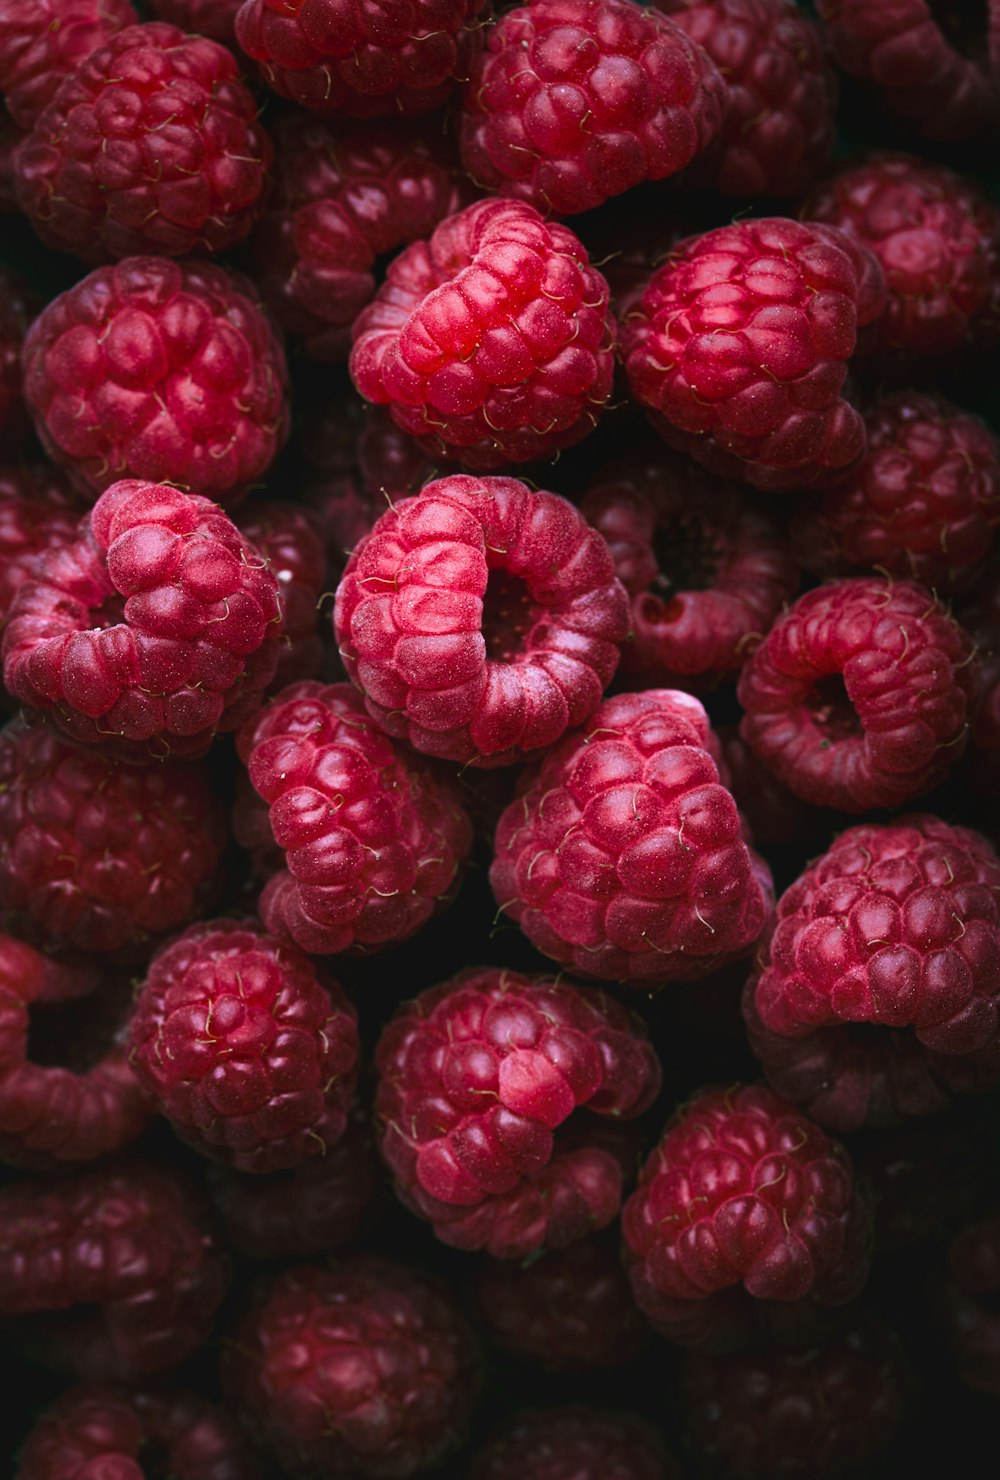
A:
[
  {"left": 459, "top": 0, "right": 725, "bottom": 216},
  {"left": 350, "top": 198, "right": 617, "bottom": 469},
  {"left": 375, "top": 965, "right": 661, "bottom": 1258},
  {"left": 805, "top": 155, "right": 1000, "bottom": 362},
  {"left": 236, "top": 499, "right": 326, "bottom": 688},
  {"left": 148, "top": 0, "right": 241, "bottom": 42},
  {"left": 251, "top": 114, "right": 467, "bottom": 362},
  {"left": 0, "top": 1160, "right": 231, "bottom": 1379},
  {"left": 655, "top": 0, "right": 837, "bottom": 198},
  {"left": 0, "top": 0, "right": 137, "bottom": 131},
  {"left": 225, "top": 1255, "right": 481, "bottom": 1478},
  {"left": 334, "top": 474, "right": 629, "bottom": 766},
  {"left": 620, "top": 217, "right": 885, "bottom": 492},
  {"left": 790, "top": 392, "right": 1000, "bottom": 593},
  {"left": 15, "top": 22, "right": 272, "bottom": 261},
  {"left": 0, "top": 717, "right": 228, "bottom": 954},
  {"left": 2, "top": 480, "right": 285, "bottom": 759},
  {"left": 21, "top": 258, "right": 290, "bottom": 506},
  {"left": 736, "top": 577, "right": 975, "bottom": 812},
  {"left": 0, "top": 465, "right": 79, "bottom": 627},
  {"left": 469, "top": 1407, "right": 679, "bottom": 1480},
  {"left": 581, "top": 450, "right": 799, "bottom": 691},
  {"left": 0, "top": 265, "right": 33, "bottom": 447},
  {"left": 941, "top": 1214, "right": 1000, "bottom": 1395},
  {"left": 490, "top": 689, "right": 771, "bottom": 985},
  {"left": 236, "top": 680, "right": 472, "bottom": 954}
]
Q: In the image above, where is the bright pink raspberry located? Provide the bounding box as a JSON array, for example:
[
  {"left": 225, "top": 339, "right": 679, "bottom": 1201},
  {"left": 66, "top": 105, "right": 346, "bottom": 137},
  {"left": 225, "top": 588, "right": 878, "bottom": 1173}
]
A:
[
  {"left": 236, "top": 680, "right": 472, "bottom": 955},
  {"left": 0, "top": 717, "right": 228, "bottom": 954},
  {"left": 235, "top": 0, "right": 486, "bottom": 118},
  {"left": 0, "top": 0, "right": 137, "bottom": 130},
  {"left": 236, "top": 499, "right": 326, "bottom": 688},
  {"left": 148, "top": 0, "right": 241, "bottom": 41},
  {"left": 581, "top": 451, "right": 799, "bottom": 691},
  {"left": 225, "top": 1256, "right": 480, "bottom": 1478},
  {"left": 0, "top": 265, "right": 33, "bottom": 447},
  {"left": 621, "top": 216, "right": 886, "bottom": 491},
  {"left": 490, "top": 689, "right": 771, "bottom": 985},
  {"left": 470, "top": 1407, "right": 678, "bottom": 1480},
  {"left": 941, "top": 1214, "right": 1000, "bottom": 1396},
  {"left": 0, "top": 464, "right": 79, "bottom": 626},
  {"left": 15, "top": 22, "right": 272, "bottom": 261},
  {"left": 2, "top": 480, "right": 284, "bottom": 758},
  {"left": 350, "top": 197, "right": 617, "bottom": 469},
  {"left": 334, "top": 474, "right": 629, "bottom": 766},
  {"left": 737, "top": 576, "right": 975, "bottom": 812},
  {"left": 375, "top": 965, "right": 661, "bottom": 1258},
  {"left": 459, "top": 0, "right": 725, "bottom": 216},
  {"left": 21, "top": 257, "right": 289, "bottom": 505},
  {"left": 656, "top": 0, "right": 837, "bottom": 197}
]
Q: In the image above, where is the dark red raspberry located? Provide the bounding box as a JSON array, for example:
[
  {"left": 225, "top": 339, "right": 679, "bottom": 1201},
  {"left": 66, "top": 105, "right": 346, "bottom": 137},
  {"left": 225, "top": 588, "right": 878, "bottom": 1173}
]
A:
[
  {"left": 148, "top": 0, "right": 241, "bottom": 41},
  {"left": 0, "top": 717, "right": 228, "bottom": 954},
  {"left": 15, "top": 22, "right": 272, "bottom": 261},
  {"left": 350, "top": 197, "right": 617, "bottom": 469},
  {"left": 375, "top": 965, "right": 661, "bottom": 1258},
  {"left": 656, "top": 0, "right": 837, "bottom": 198},
  {"left": 21, "top": 257, "right": 290, "bottom": 506},
  {"left": 940, "top": 1214, "right": 1000, "bottom": 1395},
  {"left": 581, "top": 450, "right": 799, "bottom": 692},
  {"left": 491, "top": 689, "right": 771, "bottom": 985},
  {"left": 3, "top": 480, "right": 284, "bottom": 759},
  {"left": 0, "top": 265, "right": 33, "bottom": 447},
  {"left": 716, "top": 725, "right": 833, "bottom": 849},
  {"left": 806, "top": 155, "right": 1000, "bottom": 362},
  {"left": 459, "top": 0, "right": 725, "bottom": 216},
  {"left": 251, "top": 114, "right": 467, "bottom": 362},
  {"left": 0, "top": 0, "right": 137, "bottom": 130},
  {"left": 621, "top": 217, "right": 885, "bottom": 492},
  {"left": 0, "top": 465, "right": 79, "bottom": 627},
  {"left": 236, "top": 499, "right": 326, "bottom": 688},
  {"left": 469, "top": 1407, "right": 679, "bottom": 1480},
  {"left": 334, "top": 474, "right": 629, "bottom": 766},
  {"left": 0, "top": 1161, "right": 231, "bottom": 1379},
  {"left": 790, "top": 391, "right": 1000, "bottom": 593},
  {"left": 736, "top": 577, "right": 975, "bottom": 812},
  {"left": 236, "top": 680, "right": 472, "bottom": 955},
  {"left": 225, "top": 1256, "right": 481, "bottom": 1478}
]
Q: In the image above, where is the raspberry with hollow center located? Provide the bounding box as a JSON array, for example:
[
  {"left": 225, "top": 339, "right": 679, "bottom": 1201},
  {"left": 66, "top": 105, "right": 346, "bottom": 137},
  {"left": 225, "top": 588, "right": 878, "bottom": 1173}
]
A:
[
  {"left": 469, "top": 1406, "right": 679, "bottom": 1480},
  {"left": 350, "top": 197, "right": 617, "bottom": 469},
  {"left": 0, "top": 0, "right": 137, "bottom": 131},
  {"left": 0, "top": 465, "right": 79, "bottom": 626}
]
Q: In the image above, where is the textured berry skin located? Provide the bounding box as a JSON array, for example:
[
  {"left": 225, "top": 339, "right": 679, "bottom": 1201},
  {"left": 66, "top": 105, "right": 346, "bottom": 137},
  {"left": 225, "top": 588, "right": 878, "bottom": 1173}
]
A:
[
  {"left": 0, "top": 0, "right": 137, "bottom": 130},
  {"left": 736, "top": 577, "right": 975, "bottom": 813},
  {"left": 226, "top": 1256, "right": 481, "bottom": 1478},
  {"left": 130, "top": 920, "right": 359, "bottom": 1173},
  {"left": 0, "top": 265, "right": 33, "bottom": 447},
  {"left": 491, "top": 689, "right": 771, "bottom": 985},
  {"left": 335, "top": 475, "right": 629, "bottom": 766},
  {"left": 3, "top": 480, "right": 284, "bottom": 759},
  {"left": 581, "top": 451, "right": 799, "bottom": 691},
  {"left": 459, "top": 0, "right": 725, "bottom": 216},
  {"left": 941, "top": 1215, "right": 1000, "bottom": 1395},
  {"left": 252, "top": 114, "right": 467, "bottom": 362},
  {"left": 470, "top": 1407, "right": 677, "bottom": 1480},
  {"left": 0, "top": 1161, "right": 231, "bottom": 1379},
  {"left": 0, "top": 718, "right": 228, "bottom": 954},
  {"left": 656, "top": 0, "right": 837, "bottom": 198},
  {"left": 21, "top": 257, "right": 290, "bottom": 506},
  {"left": 15, "top": 22, "right": 272, "bottom": 261},
  {"left": 350, "top": 198, "right": 617, "bottom": 469},
  {"left": 236, "top": 680, "right": 472, "bottom": 955},
  {"left": 621, "top": 217, "right": 886, "bottom": 492},
  {"left": 806, "top": 155, "right": 1000, "bottom": 361},
  {"left": 375, "top": 966, "right": 661, "bottom": 1258},
  {"left": 0, "top": 465, "right": 79, "bottom": 626},
  {"left": 148, "top": 0, "right": 241, "bottom": 41},
  {"left": 790, "top": 392, "right": 1000, "bottom": 593},
  {"left": 236, "top": 499, "right": 326, "bottom": 688}
]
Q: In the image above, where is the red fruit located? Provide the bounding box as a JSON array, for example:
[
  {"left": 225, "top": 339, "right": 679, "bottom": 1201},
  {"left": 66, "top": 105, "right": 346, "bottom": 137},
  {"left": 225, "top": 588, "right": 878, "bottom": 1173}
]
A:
[
  {"left": 470, "top": 1406, "right": 678, "bottom": 1480},
  {"left": 21, "top": 257, "right": 289, "bottom": 506},
  {"left": 0, "top": 265, "right": 33, "bottom": 447},
  {"left": 490, "top": 689, "right": 771, "bottom": 985},
  {"left": 0, "top": 0, "right": 137, "bottom": 130},
  {"left": 459, "top": 0, "right": 725, "bottom": 216},
  {"left": 334, "top": 474, "right": 630, "bottom": 766},
  {"left": 0, "top": 717, "right": 228, "bottom": 954},
  {"left": 375, "top": 965, "right": 661, "bottom": 1258},
  {"left": 147, "top": 0, "right": 241, "bottom": 41},
  {"left": 225, "top": 1256, "right": 481, "bottom": 1478},
  {"left": 350, "top": 197, "right": 617, "bottom": 469},
  {"left": 941, "top": 1214, "right": 1000, "bottom": 1395},
  {"left": 236, "top": 680, "right": 472, "bottom": 955},
  {"left": 236, "top": 499, "right": 326, "bottom": 688},
  {"left": 2, "top": 480, "right": 284, "bottom": 759},
  {"left": 15, "top": 22, "right": 272, "bottom": 261},
  {"left": 736, "top": 576, "right": 975, "bottom": 812},
  {"left": 0, "top": 465, "right": 79, "bottom": 627},
  {"left": 621, "top": 217, "right": 885, "bottom": 492},
  {"left": 581, "top": 450, "right": 799, "bottom": 691}
]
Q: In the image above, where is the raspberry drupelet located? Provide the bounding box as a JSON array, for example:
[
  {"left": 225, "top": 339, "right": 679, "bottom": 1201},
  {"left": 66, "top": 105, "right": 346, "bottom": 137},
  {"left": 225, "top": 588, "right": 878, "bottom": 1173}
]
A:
[
  {"left": 736, "top": 576, "right": 975, "bottom": 813},
  {"left": 21, "top": 257, "right": 289, "bottom": 506},
  {"left": 0, "top": 0, "right": 137, "bottom": 131},
  {"left": 334, "top": 474, "right": 629, "bottom": 766},
  {"left": 490, "top": 689, "right": 771, "bottom": 985},
  {"left": 375, "top": 966, "right": 661, "bottom": 1258},
  {"left": 0, "top": 465, "right": 79, "bottom": 627},
  {"left": 236, "top": 680, "right": 473, "bottom": 956},
  {"left": 147, "top": 0, "right": 241, "bottom": 42},
  {"left": 621, "top": 217, "right": 885, "bottom": 492},
  {"left": 470, "top": 1407, "right": 679, "bottom": 1480},
  {"left": 236, "top": 499, "right": 326, "bottom": 688},
  {"left": 459, "top": 0, "right": 726, "bottom": 216},
  {"left": 350, "top": 197, "right": 617, "bottom": 469}
]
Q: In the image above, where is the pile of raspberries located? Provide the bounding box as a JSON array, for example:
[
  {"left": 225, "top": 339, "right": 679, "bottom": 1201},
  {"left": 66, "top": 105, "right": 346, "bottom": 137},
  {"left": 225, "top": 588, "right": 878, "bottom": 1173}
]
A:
[{"left": 1, "top": 1, "right": 999, "bottom": 1476}]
